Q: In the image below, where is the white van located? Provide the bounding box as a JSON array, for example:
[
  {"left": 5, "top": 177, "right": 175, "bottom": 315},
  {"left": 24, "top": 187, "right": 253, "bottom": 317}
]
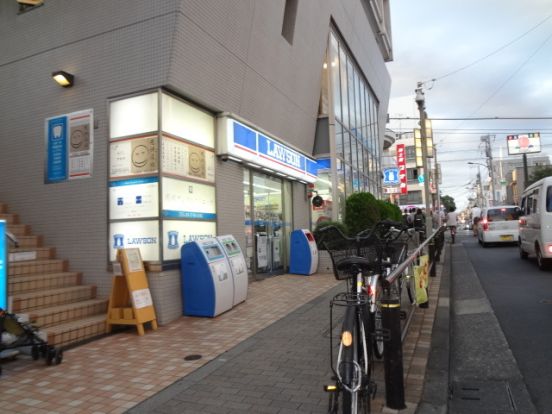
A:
[{"left": 519, "top": 176, "right": 552, "bottom": 270}]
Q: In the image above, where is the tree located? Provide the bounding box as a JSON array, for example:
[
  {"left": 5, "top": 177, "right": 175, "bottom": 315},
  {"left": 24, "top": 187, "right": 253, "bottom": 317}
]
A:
[
  {"left": 441, "top": 195, "right": 456, "bottom": 212},
  {"left": 527, "top": 165, "right": 552, "bottom": 186}
]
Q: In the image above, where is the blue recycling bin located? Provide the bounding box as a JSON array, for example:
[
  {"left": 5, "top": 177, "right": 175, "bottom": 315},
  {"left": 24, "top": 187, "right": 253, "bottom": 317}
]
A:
[{"left": 289, "top": 229, "right": 319, "bottom": 275}]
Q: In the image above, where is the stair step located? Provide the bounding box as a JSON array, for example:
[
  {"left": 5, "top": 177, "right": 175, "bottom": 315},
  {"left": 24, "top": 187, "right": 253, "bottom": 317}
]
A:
[
  {"left": 7, "top": 224, "right": 31, "bottom": 237},
  {"left": 30, "top": 298, "right": 108, "bottom": 327},
  {"left": 9, "top": 247, "right": 55, "bottom": 261},
  {"left": 8, "top": 272, "right": 82, "bottom": 295},
  {"left": 13, "top": 235, "right": 43, "bottom": 248},
  {"left": 11, "top": 285, "right": 97, "bottom": 313},
  {"left": 0, "top": 213, "right": 19, "bottom": 224},
  {"left": 8, "top": 259, "right": 67, "bottom": 276},
  {"left": 44, "top": 314, "right": 107, "bottom": 347}
]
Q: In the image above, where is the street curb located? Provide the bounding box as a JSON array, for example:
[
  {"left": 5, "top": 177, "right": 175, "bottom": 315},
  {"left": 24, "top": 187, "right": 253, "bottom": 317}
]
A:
[{"left": 416, "top": 242, "right": 451, "bottom": 413}]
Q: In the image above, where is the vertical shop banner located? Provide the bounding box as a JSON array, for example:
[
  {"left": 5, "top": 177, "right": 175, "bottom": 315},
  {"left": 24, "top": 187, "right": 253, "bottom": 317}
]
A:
[
  {"left": 396, "top": 144, "right": 407, "bottom": 194},
  {"left": 0, "top": 221, "right": 6, "bottom": 310},
  {"left": 45, "top": 116, "right": 68, "bottom": 183},
  {"left": 45, "top": 109, "right": 93, "bottom": 183}
]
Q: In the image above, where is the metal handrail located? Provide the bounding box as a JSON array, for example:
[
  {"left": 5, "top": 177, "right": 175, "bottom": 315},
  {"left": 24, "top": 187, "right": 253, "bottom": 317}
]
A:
[{"left": 385, "top": 226, "right": 444, "bottom": 285}]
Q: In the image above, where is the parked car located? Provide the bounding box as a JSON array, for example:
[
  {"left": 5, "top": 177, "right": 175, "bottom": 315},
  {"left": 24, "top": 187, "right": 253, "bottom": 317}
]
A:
[
  {"left": 477, "top": 205, "right": 521, "bottom": 247},
  {"left": 519, "top": 176, "right": 552, "bottom": 269}
]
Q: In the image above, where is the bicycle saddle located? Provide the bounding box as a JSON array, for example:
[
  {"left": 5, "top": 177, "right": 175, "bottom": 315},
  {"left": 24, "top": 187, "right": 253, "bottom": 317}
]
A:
[{"left": 336, "top": 256, "right": 377, "bottom": 273}]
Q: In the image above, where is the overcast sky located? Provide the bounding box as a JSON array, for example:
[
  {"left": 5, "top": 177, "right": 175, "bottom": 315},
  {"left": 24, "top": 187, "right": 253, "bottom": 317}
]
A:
[{"left": 387, "top": 0, "right": 552, "bottom": 210}]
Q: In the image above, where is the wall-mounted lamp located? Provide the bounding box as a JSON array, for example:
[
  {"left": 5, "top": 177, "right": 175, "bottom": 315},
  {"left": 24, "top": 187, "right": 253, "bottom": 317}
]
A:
[{"left": 52, "top": 71, "right": 74, "bottom": 88}]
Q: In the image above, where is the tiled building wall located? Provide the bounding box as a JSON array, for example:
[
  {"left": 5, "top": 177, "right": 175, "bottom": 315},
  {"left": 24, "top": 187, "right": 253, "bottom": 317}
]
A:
[
  {"left": 0, "top": 0, "right": 390, "bottom": 300},
  {"left": 0, "top": 1, "right": 178, "bottom": 298}
]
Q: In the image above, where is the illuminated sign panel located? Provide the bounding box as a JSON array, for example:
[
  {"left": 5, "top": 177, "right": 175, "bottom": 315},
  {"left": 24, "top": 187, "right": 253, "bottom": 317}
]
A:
[
  {"left": 217, "top": 117, "right": 317, "bottom": 183},
  {"left": 162, "top": 220, "right": 217, "bottom": 260},
  {"left": 396, "top": 144, "right": 407, "bottom": 194},
  {"left": 109, "top": 177, "right": 159, "bottom": 219},
  {"left": 109, "top": 221, "right": 159, "bottom": 262},
  {"left": 506, "top": 133, "right": 541, "bottom": 155}
]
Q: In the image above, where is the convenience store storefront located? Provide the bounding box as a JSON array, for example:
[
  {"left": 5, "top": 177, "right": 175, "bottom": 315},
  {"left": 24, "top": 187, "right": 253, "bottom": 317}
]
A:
[{"left": 107, "top": 91, "right": 317, "bottom": 280}]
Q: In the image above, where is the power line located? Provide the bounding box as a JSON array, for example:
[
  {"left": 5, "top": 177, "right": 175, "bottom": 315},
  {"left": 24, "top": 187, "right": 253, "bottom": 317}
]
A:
[
  {"left": 470, "top": 29, "right": 552, "bottom": 116},
  {"left": 421, "top": 14, "right": 552, "bottom": 85}
]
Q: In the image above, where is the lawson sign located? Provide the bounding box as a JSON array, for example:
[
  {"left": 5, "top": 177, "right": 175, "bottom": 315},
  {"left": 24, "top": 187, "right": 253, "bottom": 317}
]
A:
[{"left": 217, "top": 116, "right": 317, "bottom": 183}]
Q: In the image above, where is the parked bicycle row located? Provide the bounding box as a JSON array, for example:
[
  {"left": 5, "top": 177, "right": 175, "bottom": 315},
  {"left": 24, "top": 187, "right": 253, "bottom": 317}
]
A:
[{"left": 315, "top": 219, "right": 443, "bottom": 414}]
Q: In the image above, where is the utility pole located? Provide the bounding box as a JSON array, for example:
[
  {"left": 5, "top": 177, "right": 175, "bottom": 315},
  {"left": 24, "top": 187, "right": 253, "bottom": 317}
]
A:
[
  {"left": 481, "top": 135, "right": 496, "bottom": 206},
  {"left": 415, "top": 83, "right": 432, "bottom": 237}
]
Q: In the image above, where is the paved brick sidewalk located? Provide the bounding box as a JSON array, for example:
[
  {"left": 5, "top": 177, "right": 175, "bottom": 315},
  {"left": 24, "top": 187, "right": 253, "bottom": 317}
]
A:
[{"left": 129, "top": 262, "right": 444, "bottom": 414}]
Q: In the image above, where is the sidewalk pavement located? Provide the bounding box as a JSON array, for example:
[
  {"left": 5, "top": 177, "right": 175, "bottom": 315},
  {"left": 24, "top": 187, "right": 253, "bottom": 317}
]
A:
[
  {"left": 419, "top": 235, "right": 537, "bottom": 414},
  {"left": 1, "top": 255, "right": 444, "bottom": 414}
]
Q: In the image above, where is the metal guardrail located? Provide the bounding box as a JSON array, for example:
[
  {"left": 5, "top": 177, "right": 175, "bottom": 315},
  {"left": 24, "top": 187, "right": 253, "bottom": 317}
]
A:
[{"left": 381, "top": 226, "right": 445, "bottom": 410}]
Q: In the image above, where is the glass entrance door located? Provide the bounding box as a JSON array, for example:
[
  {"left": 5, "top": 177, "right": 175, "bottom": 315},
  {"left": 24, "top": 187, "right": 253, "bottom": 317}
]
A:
[{"left": 252, "top": 172, "right": 284, "bottom": 275}]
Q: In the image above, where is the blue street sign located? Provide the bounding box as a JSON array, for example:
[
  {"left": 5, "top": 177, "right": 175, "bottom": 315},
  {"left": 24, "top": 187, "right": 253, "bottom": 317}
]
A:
[
  {"left": 383, "top": 168, "right": 400, "bottom": 185},
  {"left": 418, "top": 174, "right": 425, "bottom": 184},
  {"left": 0, "top": 220, "right": 6, "bottom": 310}
]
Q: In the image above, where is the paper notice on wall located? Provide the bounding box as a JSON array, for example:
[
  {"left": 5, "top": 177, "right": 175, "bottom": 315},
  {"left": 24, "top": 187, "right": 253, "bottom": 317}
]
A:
[
  {"left": 132, "top": 288, "right": 153, "bottom": 309},
  {"left": 125, "top": 248, "right": 144, "bottom": 272}
]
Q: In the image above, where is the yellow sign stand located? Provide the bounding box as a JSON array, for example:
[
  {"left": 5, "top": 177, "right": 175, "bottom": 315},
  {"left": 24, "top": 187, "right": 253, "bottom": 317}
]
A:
[{"left": 106, "top": 248, "right": 158, "bottom": 336}]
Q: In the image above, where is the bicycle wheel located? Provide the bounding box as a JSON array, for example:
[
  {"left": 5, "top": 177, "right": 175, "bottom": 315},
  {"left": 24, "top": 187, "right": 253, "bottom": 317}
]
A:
[
  {"left": 340, "top": 312, "right": 370, "bottom": 414},
  {"left": 404, "top": 273, "right": 415, "bottom": 305},
  {"left": 370, "top": 281, "right": 384, "bottom": 359}
]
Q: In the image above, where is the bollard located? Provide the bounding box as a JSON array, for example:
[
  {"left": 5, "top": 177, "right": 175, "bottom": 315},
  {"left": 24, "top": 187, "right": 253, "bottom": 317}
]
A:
[
  {"left": 429, "top": 240, "right": 436, "bottom": 277},
  {"left": 381, "top": 295, "right": 406, "bottom": 410}
]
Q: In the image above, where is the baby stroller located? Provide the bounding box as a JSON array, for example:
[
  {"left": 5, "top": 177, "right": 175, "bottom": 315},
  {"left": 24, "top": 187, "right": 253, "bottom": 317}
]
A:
[{"left": 0, "top": 308, "right": 63, "bottom": 376}]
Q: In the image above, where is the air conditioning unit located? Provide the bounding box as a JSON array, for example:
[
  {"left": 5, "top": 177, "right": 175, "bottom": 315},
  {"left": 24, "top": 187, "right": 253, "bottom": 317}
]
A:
[{"left": 17, "top": 0, "right": 44, "bottom": 6}]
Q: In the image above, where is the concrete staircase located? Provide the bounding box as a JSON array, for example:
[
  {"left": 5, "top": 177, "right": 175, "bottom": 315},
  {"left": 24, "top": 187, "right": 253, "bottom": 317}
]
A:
[{"left": 2, "top": 203, "right": 108, "bottom": 348}]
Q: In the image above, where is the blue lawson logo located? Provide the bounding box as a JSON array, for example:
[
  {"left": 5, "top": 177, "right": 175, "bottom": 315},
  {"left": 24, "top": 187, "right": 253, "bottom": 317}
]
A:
[
  {"left": 167, "top": 231, "right": 179, "bottom": 249},
  {"left": 113, "top": 234, "right": 124, "bottom": 248},
  {"left": 383, "top": 168, "right": 400, "bottom": 185}
]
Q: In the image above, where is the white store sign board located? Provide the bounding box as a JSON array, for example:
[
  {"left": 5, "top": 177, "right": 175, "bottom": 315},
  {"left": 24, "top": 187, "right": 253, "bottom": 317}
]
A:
[
  {"left": 162, "top": 220, "right": 217, "bottom": 260},
  {"left": 109, "top": 221, "right": 160, "bottom": 262},
  {"left": 162, "top": 177, "right": 216, "bottom": 220},
  {"left": 109, "top": 177, "right": 159, "bottom": 219}
]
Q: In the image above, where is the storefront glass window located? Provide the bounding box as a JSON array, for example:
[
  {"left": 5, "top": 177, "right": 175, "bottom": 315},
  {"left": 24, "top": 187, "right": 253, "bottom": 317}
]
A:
[
  {"left": 348, "top": 59, "right": 356, "bottom": 133},
  {"left": 329, "top": 34, "right": 341, "bottom": 121},
  {"left": 339, "top": 47, "right": 349, "bottom": 129},
  {"left": 335, "top": 122, "right": 344, "bottom": 160},
  {"left": 343, "top": 130, "right": 352, "bottom": 166}
]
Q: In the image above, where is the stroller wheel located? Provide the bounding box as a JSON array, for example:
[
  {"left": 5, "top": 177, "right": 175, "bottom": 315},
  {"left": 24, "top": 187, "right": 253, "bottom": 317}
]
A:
[
  {"left": 46, "top": 347, "right": 55, "bottom": 366},
  {"left": 54, "top": 348, "right": 63, "bottom": 365},
  {"left": 31, "top": 345, "right": 40, "bottom": 361}
]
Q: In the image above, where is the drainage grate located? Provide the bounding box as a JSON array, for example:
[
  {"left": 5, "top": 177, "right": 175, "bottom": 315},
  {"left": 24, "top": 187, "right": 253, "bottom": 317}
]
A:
[{"left": 450, "top": 380, "right": 516, "bottom": 412}]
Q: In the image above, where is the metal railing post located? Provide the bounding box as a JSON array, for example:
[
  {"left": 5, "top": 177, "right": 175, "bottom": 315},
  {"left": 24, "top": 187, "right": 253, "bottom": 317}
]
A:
[{"left": 382, "top": 292, "right": 406, "bottom": 410}]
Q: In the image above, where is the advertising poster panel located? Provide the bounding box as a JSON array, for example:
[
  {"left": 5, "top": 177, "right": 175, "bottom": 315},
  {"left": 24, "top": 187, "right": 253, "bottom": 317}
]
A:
[
  {"left": 110, "top": 135, "right": 158, "bottom": 178},
  {"left": 45, "top": 109, "right": 94, "bottom": 183},
  {"left": 162, "top": 177, "right": 216, "bottom": 220},
  {"left": 162, "top": 220, "right": 217, "bottom": 260},
  {"left": 109, "top": 220, "right": 159, "bottom": 262},
  {"left": 109, "top": 177, "right": 159, "bottom": 219},
  {"left": 161, "top": 135, "right": 215, "bottom": 182}
]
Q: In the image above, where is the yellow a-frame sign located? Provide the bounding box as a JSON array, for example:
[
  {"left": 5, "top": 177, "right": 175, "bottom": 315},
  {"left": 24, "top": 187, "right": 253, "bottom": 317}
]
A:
[{"left": 106, "top": 248, "right": 158, "bottom": 335}]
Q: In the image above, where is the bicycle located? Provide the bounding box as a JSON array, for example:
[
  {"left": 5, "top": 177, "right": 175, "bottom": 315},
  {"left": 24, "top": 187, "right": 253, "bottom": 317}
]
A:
[
  {"left": 449, "top": 225, "right": 457, "bottom": 244},
  {"left": 359, "top": 220, "right": 416, "bottom": 359},
  {"left": 319, "top": 226, "right": 379, "bottom": 414}
]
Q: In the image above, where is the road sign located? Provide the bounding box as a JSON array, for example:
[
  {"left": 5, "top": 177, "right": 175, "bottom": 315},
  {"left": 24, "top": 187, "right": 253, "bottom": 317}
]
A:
[
  {"left": 418, "top": 174, "right": 424, "bottom": 184},
  {"left": 383, "top": 168, "right": 400, "bottom": 185}
]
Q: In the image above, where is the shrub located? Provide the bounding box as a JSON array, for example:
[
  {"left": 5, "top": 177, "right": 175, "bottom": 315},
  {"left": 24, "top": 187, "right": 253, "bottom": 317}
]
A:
[
  {"left": 345, "top": 192, "right": 381, "bottom": 236},
  {"left": 377, "top": 200, "right": 403, "bottom": 221}
]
